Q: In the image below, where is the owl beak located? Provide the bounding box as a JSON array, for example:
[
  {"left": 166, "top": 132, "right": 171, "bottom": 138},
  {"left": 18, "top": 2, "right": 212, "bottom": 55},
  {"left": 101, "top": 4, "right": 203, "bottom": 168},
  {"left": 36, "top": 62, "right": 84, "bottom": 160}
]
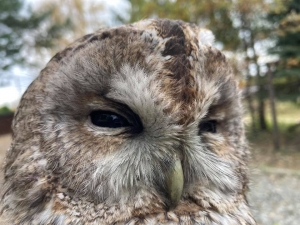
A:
[{"left": 166, "top": 155, "right": 184, "bottom": 209}]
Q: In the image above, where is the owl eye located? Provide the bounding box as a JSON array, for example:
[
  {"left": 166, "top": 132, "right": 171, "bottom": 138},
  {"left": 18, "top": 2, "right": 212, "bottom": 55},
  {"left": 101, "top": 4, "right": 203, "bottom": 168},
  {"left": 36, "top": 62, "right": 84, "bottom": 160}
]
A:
[
  {"left": 198, "top": 120, "right": 217, "bottom": 133},
  {"left": 90, "top": 111, "right": 131, "bottom": 128}
]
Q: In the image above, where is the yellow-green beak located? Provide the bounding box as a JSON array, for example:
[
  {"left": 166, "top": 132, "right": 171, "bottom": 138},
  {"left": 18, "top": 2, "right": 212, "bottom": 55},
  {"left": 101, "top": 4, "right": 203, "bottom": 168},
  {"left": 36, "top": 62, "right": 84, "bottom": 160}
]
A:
[{"left": 166, "top": 155, "right": 184, "bottom": 209}]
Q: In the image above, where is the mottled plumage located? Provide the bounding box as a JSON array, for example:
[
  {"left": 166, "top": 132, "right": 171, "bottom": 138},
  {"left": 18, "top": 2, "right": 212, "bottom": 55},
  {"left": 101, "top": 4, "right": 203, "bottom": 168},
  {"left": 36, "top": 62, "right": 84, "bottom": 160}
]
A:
[{"left": 1, "top": 19, "right": 256, "bottom": 224}]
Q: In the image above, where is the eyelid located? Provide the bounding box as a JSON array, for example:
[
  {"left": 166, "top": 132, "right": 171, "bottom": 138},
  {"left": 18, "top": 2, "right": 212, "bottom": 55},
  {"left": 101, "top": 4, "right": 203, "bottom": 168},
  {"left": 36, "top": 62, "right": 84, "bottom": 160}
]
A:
[
  {"left": 90, "top": 110, "right": 132, "bottom": 128},
  {"left": 87, "top": 98, "right": 143, "bottom": 134},
  {"left": 198, "top": 120, "right": 217, "bottom": 133},
  {"left": 87, "top": 103, "right": 134, "bottom": 125}
]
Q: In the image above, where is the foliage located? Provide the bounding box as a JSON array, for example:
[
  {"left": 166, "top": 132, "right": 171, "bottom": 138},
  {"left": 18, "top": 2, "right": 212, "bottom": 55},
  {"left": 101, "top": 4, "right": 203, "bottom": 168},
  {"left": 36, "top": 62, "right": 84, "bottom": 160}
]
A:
[
  {"left": 123, "top": 0, "right": 274, "bottom": 131},
  {"left": 0, "top": 0, "right": 71, "bottom": 74},
  {"left": 126, "top": 0, "right": 240, "bottom": 50},
  {"left": 34, "top": 0, "right": 105, "bottom": 56},
  {"left": 268, "top": 0, "right": 300, "bottom": 101},
  {"left": 0, "top": 106, "right": 13, "bottom": 115},
  {"left": 124, "top": 0, "right": 274, "bottom": 51}
]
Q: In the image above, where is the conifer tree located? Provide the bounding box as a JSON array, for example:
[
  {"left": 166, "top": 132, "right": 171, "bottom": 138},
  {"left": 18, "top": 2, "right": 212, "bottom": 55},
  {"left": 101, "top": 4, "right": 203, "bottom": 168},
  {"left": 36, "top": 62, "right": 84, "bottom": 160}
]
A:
[
  {"left": 269, "top": 0, "right": 300, "bottom": 102},
  {"left": 0, "top": 0, "right": 70, "bottom": 82}
]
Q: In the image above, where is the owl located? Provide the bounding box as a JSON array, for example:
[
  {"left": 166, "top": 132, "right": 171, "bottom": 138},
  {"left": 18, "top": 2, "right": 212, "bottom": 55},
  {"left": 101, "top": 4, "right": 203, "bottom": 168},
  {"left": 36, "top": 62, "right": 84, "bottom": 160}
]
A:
[{"left": 1, "top": 19, "right": 256, "bottom": 225}]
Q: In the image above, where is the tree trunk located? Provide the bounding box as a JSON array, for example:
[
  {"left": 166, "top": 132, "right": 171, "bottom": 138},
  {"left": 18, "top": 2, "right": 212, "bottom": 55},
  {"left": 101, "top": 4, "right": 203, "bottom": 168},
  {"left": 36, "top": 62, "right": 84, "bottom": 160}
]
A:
[
  {"left": 267, "top": 64, "right": 280, "bottom": 150},
  {"left": 239, "top": 21, "right": 257, "bottom": 132},
  {"left": 240, "top": 15, "right": 267, "bottom": 131},
  {"left": 249, "top": 31, "right": 268, "bottom": 130},
  {"left": 258, "top": 99, "right": 267, "bottom": 130},
  {"left": 245, "top": 77, "right": 257, "bottom": 131}
]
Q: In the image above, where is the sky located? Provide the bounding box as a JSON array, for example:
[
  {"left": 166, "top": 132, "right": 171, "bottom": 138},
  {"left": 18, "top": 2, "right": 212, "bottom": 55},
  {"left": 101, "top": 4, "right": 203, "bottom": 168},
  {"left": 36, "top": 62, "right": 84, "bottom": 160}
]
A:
[
  {"left": 0, "top": 0, "right": 277, "bottom": 109},
  {"left": 0, "top": 0, "right": 129, "bottom": 108}
]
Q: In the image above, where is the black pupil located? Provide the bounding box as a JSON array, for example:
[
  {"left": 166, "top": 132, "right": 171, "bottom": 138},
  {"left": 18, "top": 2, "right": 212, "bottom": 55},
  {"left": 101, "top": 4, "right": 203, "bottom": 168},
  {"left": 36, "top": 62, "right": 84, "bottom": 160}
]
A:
[
  {"left": 90, "top": 111, "right": 130, "bottom": 128},
  {"left": 198, "top": 120, "right": 217, "bottom": 133}
]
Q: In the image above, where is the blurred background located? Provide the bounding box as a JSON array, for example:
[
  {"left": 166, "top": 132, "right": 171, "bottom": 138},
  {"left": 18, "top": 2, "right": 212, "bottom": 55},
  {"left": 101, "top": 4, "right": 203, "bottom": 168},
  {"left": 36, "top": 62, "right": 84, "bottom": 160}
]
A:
[{"left": 0, "top": 0, "right": 299, "bottom": 224}]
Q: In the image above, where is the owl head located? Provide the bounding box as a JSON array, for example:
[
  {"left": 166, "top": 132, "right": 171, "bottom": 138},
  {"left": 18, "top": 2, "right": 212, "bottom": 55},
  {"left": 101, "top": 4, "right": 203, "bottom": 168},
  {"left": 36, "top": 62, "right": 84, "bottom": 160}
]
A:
[{"left": 1, "top": 19, "right": 255, "bottom": 224}]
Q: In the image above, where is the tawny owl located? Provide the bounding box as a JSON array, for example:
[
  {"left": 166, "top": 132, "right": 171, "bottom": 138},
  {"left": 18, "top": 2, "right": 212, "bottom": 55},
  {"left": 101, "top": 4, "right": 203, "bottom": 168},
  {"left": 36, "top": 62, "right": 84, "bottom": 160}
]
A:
[{"left": 1, "top": 19, "right": 256, "bottom": 225}]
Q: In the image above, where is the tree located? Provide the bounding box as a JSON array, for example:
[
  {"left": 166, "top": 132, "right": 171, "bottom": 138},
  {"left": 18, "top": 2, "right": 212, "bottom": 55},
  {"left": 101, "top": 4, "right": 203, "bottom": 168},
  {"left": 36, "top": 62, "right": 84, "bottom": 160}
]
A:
[
  {"left": 125, "top": 0, "right": 240, "bottom": 50},
  {"left": 234, "top": 0, "right": 273, "bottom": 131},
  {"left": 268, "top": 0, "right": 300, "bottom": 103},
  {"left": 30, "top": 0, "right": 106, "bottom": 58},
  {"left": 0, "top": 0, "right": 71, "bottom": 85},
  {"left": 122, "top": 0, "right": 272, "bottom": 130}
]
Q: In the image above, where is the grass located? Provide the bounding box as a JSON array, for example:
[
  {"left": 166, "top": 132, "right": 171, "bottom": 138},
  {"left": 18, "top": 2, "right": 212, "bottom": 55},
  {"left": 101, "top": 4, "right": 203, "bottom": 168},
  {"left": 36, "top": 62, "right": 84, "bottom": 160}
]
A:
[{"left": 244, "top": 100, "right": 300, "bottom": 170}]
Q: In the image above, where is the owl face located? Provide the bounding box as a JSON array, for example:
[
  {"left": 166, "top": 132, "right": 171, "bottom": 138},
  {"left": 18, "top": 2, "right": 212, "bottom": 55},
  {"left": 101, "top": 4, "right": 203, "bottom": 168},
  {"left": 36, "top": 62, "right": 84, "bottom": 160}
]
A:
[{"left": 2, "top": 19, "right": 254, "bottom": 224}]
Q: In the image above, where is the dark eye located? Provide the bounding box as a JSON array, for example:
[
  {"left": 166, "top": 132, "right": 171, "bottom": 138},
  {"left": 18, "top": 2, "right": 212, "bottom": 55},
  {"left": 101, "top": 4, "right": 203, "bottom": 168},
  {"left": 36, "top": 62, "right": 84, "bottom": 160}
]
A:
[
  {"left": 198, "top": 120, "right": 217, "bottom": 133},
  {"left": 90, "top": 111, "right": 131, "bottom": 128}
]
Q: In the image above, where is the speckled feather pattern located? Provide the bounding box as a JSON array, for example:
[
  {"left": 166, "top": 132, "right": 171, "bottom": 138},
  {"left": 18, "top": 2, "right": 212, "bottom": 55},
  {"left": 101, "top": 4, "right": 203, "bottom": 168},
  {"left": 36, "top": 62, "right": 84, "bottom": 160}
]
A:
[{"left": 1, "top": 19, "right": 256, "bottom": 224}]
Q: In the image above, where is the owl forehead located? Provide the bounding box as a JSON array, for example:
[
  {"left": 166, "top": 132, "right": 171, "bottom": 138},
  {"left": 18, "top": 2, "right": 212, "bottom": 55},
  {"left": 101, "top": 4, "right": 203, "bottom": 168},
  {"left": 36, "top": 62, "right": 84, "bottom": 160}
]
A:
[{"left": 48, "top": 19, "right": 236, "bottom": 124}]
